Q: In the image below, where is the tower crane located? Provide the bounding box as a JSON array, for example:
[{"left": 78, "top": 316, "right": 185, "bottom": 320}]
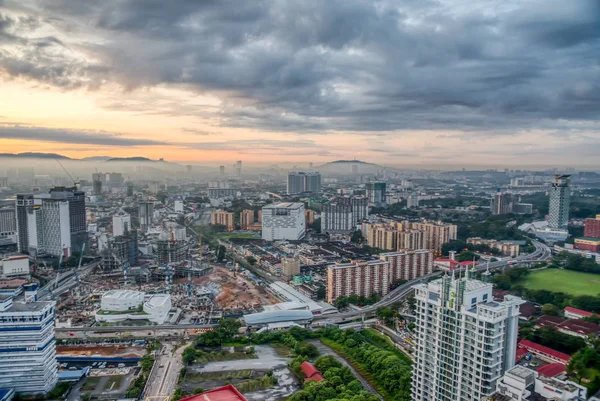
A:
[{"left": 55, "top": 159, "right": 80, "bottom": 187}]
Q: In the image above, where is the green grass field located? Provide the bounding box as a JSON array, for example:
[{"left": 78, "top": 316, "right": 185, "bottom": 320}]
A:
[{"left": 521, "top": 269, "right": 600, "bottom": 296}]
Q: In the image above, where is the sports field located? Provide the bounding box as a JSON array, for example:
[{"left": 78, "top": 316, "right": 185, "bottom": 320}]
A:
[{"left": 520, "top": 269, "right": 600, "bottom": 296}]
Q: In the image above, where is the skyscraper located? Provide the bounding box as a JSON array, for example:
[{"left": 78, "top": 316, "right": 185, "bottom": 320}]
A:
[
  {"left": 234, "top": 160, "right": 242, "bottom": 176},
  {"left": 287, "top": 172, "right": 321, "bottom": 195},
  {"left": 548, "top": 174, "right": 570, "bottom": 230},
  {"left": 139, "top": 201, "right": 155, "bottom": 232},
  {"left": 0, "top": 285, "right": 58, "bottom": 395},
  {"left": 490, "top": 191, "right": 514, "bottom": 215},
  {"left": 16, "top": 194, "right": 34, "bottom": 253},
  {"left": 366, "top": 182, "right": 386, "bottom": 207},
  {"left": 48, "top": 187, "right": 87, "bottom": 253},
  {"left": 113, "top": 213, "right": 131, "bottom": 237},
  {"left": 322, "top": 201, "right": 354, "bottom": 233},
  {"left": 412, "top": 273, "right": 523, "bottom": 401},
  {"left": 219, "top": 165, "right": 225, "bottom": 176}
]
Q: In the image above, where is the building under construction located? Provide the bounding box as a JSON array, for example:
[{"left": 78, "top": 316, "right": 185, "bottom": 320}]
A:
[
  {"left": 101, "top": 233, "right": 138, "bottom": 271},
  {"left": 157, "top": 239, "right": 189, "bottom": 265}
]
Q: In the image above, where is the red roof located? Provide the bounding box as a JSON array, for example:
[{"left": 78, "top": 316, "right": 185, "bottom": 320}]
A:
[
  {"left": 536, "top": 315, "right": 566, "bottom": 328},
  {"left": 518, "top": 340, "right": 570, "bottom": 363},
  {"left": 515, "top": 347, "right": 529, "bottom": 361},
  {"left": 301, "top": 361, "right": 324, "bottom": 382},
  {"left": 564, "top": 306, "right": 596, "bottom": 318},
  {"left": 179, "top": 385, "right": 247, "bottom": 401},
  {"left": 537, "top": 363, "right": 566, "bottom": 378},
  {"left": 558, "top": 319, "right": 600, "bottom": 336}
]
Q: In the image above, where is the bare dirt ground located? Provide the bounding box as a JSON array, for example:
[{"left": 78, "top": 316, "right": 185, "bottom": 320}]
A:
[
  {"left": 174, "top": 267, "right": 281, "bottom": 310},
  {"left": 56, "top": 345, "right": 146, "bottom": 358}
]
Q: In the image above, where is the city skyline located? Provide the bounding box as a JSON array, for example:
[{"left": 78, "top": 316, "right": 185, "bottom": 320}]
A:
[{"left": 0, "top": 1, "right": 599, "bottom": 167}]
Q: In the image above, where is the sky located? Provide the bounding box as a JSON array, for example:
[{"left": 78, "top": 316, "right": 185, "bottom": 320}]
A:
[{"left": 0, "top": 0, "right": 599, "bottom": 168}]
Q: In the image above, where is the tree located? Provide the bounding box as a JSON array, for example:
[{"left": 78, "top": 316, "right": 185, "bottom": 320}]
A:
[
  {"left": 541, "top": 303, "right": 558, "bottom": 316},
  {"left": 351, "top": 230, "right": 364, "bottom": 244},
  {"left": 335, "top": 296, "right": 350, "bottom": 309},
  {"left": 316, "top": 285, "right": 326, "bottom": 301},
  {"left": 294, "top": 342, "right": 320, "bottom": 358},
  {"left": 217, "top": 318, "right": 242, "bottom": 342},
  {"left": 246, "top": 256, "right": 257, "bottom": 265},
  {"left": 183, "top": 347, "right": 197, "bottom": 364},
  {"left": 493, "top": 274, "right": 512, "bottom": 290},
  {"left": 376, "top": 306, "right": 394, "bottom": 323}
]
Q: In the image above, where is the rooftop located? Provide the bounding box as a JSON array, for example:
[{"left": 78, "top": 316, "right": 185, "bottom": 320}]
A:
[
  {"left": 3, "top": 299, "right": 54, "bottom": 312},
  {"left": 243, "top": 309, "right": 313, "bottom": 325},
  {"left": 179, "top": 385, "right": 247, "bottom": 401},
  {"left": 263, "top": 202, "right": 304, "bottom": 209},
  {"left": 564, "top": 306, "right": 597, "bottom": 318},
  {"left": 103, "top": 289, "right": 143, "bottom": 299}
]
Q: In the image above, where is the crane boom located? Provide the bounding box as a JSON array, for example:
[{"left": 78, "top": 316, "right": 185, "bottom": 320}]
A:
[{"left": 55, "top": 159, "right": 80, "bottom": 186}]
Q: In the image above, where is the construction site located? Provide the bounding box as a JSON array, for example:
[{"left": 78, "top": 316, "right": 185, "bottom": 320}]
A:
[{"left": 48, "top": 241, "right": 283, "bottom": 328}]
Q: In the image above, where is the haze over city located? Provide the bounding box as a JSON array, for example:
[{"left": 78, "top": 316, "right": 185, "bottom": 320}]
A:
[{"left": 1, "top": 0, "right": 599, "bottom": 168}]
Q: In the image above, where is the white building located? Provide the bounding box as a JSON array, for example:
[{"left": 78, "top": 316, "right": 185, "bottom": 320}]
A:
[
  {"left": 412, "top": 273, "right": 524, "bottom": 401},
  {"left": 487, "top": 365, "right": 587, "bottom": 401},
  {"left": 96, "top": 290, "right": 171, "bottom": 324},
  {"left": 262, "top": 203, "right": 306, "bottom": 241},
  {"left": 27, "top": 199, "right": 72, "bottom": 258},
  {"left": 0, "top": 285, "right": 58, "bottom": 395},
  {"left": 174, "top": 200, "right": 184, "bottom": 213},
  {"left": 112, "top": 213, "right": 131, "bottom": 237},
  {"left": 0, "top": 208, "right": 16, "bottom": 242},
  {"left": 0, "top": 256, "right": 30, "bottom": 279}
]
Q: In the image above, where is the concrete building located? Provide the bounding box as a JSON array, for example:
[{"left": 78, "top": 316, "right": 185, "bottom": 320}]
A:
[
  {"left": 239, "top": 210, "right": 255, "bottom": 230},
  {"left": 211, "top": 210, "right": 235, "bottom": 231},
  {"left": 27, "top": 200, "right": 72, "bottom": 258},
  {"left": 486, "top": 365, "right": 587, "bottom": 401},
  {"left": 234, "top": 160, "right": 242, "bottom": 176},
  {"left": 0, "top": 256, "right": 29, "bottom": 279},
  {"left": 548, "top": 174, "right": 570, "bottom": 230},
  {"left": 139, "top": 201, "right": 155, "bottom": 232},
  {"left": 305, "top": 209, "right": 315, "bottom": 225},
  {"left": 15, "top": 194, "right": 34, "bottom": 253},
  {"left": 262, "top": 203, "right": 306, "bottom": 241},
  {"left": 514, "top": 203, "right": 533, "bottom": 214},
  {"left": 287, "top": 172, "right": 321, "bottom": 195},
  {"left": 281, "top": 258, "right": 301, "bottom": 281},
  {"left": 219, "top": 165, "right": 225, "bottom": 176},
  {"left": 491, "top": 191, "right": 515, "bottom": 215},
  {"left": 112, "top": 213, "right": 131, "bottom": 237},
  {"left": 584, "top": 215, "right": 600, "bottom": 238},
  {"left": 48, "top": 187, "right": 87, "bottom": 253},
  {"left": 409, "top": 220, "right": 457, "bottom": 252},
  {"left": 322, "top": 201, "right": 354, "bottom": 233},
  {"left": 365, "top": 222, "right": 403, "bottom": 250},
  {"left": 0, "top": 285, "right": 58, "bottom": 395},
  {"left": 412, "top": 274, "right": 523, "bottom": 401},
  {"left": 326, "top": 260, "right": 389, "bottom": 304},
  {"left": 366, "top": 182, "right": 386, "bottom": 207},
  {"left": 380, "top": 250, "right": 433, "bottom": 282},
  {"left": 0, "top": 208, "right": 16, "bottom": 242},
  {"left": 174, "top": 200, "right": 184, "bottom": 213},
  {"left": 397, "top": 230, "right": 428, "bottom": 251},
  {"left": 95, "top": 290, "right": 171, "bottom": 324},
  {"left": 467, "top": 237, "right": 520, "bottom": 257}
]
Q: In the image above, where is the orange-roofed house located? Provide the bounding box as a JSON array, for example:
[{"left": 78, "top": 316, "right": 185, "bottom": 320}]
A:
[{"left": 179, "top": 385, "right": 247, "bottom": 401}]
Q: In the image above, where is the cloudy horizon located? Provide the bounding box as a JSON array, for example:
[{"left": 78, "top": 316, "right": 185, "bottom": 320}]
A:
[{"left": 0, "top": 0, "right": 598, "bottom": 168}]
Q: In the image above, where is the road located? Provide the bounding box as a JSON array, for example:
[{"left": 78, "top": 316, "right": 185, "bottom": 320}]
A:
[
  {"left": 310, "top": 340, "right": 383, "bottom": 400},
  {"left": 144, "top": 342, "right": 190, "bottom": 400},
  {"left": 314, "top": 240, "right": 551, "bottom": 324}
]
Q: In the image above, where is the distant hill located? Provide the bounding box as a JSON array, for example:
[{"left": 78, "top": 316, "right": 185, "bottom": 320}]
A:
[
  {"left": 80, "top": 156, "right": 112, "bottom": 161},
  {"left": 105, "top": 157, "right": 155, "bottom": 162},
  {"left": 318, "top": 159, "right": 383, "bottom": 174},
  {"left": 0, "top": 152, "right": 71, "bottom": 159}
]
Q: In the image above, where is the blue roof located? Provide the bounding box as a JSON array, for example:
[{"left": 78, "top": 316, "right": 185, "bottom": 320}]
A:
[
  {"left": 243, "top": 309, "right": 313, "bottom": 325},
  {"left": 0, "top": 389, "right": 14, "bottom": 401},
  {"left": 58, "top": 367, "right": 89, "bottom": 381}
]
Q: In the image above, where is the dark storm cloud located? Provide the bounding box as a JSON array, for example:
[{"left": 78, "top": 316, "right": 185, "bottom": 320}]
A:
[
  {"left": 1, "top": 0, "right": 599, "bottom": 133},
  {"left": 0, "top": 126, "right": 168, "bottom": 146}
]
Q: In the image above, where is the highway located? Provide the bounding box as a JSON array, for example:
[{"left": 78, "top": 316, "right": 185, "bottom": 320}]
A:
[{"left": 313, "top": 240, "right": 551, "bottom": 323}]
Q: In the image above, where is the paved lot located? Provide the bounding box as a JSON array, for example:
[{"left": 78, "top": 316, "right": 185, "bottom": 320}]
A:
[
  {"left": 198, "top": 345, "right": 289, "bottom": 372},
  {"left": 187, "top": 345, "right": 301, "bottom": 401}
]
